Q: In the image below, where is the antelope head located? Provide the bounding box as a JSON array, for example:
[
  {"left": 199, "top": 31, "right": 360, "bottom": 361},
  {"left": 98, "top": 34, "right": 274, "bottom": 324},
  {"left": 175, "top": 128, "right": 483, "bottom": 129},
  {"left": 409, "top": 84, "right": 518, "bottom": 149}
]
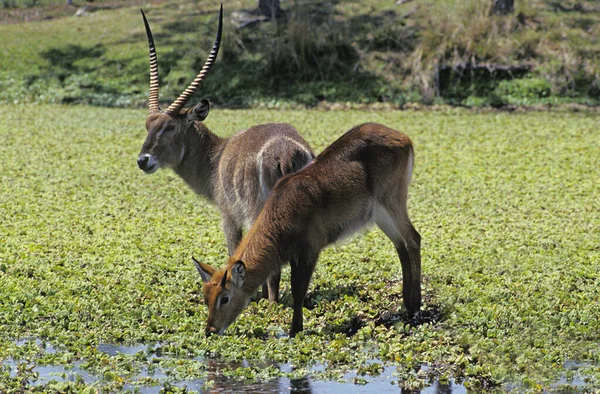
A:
[
  {"left": 137, "top": 5, "right": 223, "bottom": 174},
  {"left": 192, "top": 257, "right": 252, "bottom": 335}
]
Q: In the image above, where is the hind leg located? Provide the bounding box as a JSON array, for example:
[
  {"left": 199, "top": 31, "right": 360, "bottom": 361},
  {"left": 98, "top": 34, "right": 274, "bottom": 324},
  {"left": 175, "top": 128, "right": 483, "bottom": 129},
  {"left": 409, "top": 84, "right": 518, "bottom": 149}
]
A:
[
  {"left": 374, "top": 202, "right": 421, "bottom": 315},
  {"left": 262, "top": 271, "right": 280, "bottom": 303}
]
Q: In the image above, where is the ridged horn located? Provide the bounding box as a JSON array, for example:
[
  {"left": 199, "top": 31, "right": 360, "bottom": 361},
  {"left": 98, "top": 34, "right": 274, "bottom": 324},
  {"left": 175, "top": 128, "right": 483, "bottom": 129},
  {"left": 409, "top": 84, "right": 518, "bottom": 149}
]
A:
[
  {"left": 165, "top": 3, "right": 223, "bottom": 116},
  {"left": 141, "top": 9, "right": 160, "bottom": 114}
]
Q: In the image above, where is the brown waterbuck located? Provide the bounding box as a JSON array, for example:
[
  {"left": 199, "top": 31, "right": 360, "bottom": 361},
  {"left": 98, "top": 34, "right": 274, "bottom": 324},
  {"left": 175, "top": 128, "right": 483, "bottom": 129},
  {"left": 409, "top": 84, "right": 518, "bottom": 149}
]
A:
[
  {"left": 137, "top": 5, "right": 314, "bottom": 301},
  {"left": 194, "top": 122, "right": 422, "bottom": 337}
]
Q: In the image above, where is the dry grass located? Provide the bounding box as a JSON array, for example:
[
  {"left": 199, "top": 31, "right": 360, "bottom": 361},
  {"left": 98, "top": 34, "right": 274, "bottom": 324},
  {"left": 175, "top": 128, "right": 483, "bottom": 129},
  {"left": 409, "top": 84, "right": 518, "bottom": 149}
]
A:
[
  {"left": 400, "top": 0, "right": 600, "bottom": 99},
  {"left": 0, "top": 0, "right": 598, "bottom": 106}
]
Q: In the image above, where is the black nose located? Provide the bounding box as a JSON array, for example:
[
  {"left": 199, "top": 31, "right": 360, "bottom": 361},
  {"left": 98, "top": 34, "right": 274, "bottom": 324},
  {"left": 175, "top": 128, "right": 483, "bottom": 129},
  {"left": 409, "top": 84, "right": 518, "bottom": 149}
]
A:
[{"left": 137, "top": 156, "right": 149, "bottom": 169}]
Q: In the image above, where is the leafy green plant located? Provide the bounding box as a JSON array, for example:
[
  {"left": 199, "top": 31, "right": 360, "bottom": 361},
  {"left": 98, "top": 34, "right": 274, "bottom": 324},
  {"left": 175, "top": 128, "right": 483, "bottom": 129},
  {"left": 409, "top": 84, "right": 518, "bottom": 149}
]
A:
[
  {"left": 493, "top": 77, "right": 552, "bottom": 104},
  {"left": 0, "top": 105, "right": 599, "bottom": 391}
]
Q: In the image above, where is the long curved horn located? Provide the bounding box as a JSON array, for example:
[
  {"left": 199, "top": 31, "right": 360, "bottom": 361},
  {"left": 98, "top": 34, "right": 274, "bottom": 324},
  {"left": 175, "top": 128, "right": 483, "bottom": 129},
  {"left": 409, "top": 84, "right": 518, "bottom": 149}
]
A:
[
  {"left": 141, "top": 9, "right": 160, "bottom": 114},
  {"left": 165, "top": 3, "right": 223, "bottom": 116}
]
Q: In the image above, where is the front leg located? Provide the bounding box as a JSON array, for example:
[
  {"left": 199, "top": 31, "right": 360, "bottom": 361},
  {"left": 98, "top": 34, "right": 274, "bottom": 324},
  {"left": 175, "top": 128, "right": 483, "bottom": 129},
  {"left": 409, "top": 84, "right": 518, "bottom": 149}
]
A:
[
  {"left": 289, "top": 253, "right": 318, "bottom": 337},
  {"left": 222, "top": 213, "right": 242, "bottom": 257}
]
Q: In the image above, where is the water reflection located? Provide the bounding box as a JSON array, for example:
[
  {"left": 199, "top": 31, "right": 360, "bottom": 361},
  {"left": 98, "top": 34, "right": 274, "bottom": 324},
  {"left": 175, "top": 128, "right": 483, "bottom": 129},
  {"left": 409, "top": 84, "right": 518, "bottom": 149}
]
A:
[
  {"left": 289, "top": 377, "right": 312, "bottom": 393},
  {"left": 4, "top": 340, "right": 591, "bottom": 392},
  {"left": 1, "top": 352, "right": 467, "bottom": 393},
  {"left": 201, "top": 359, "right": 314, "bottom": 393},
  {"left": 200, "top": 358, "right": 466, "bottom": 394},
  {"left": 4, "top": 340, "right": 468, "bottom": 393},
  {"left": 419, "top": 381, "right": 464, "bottom": 394}
]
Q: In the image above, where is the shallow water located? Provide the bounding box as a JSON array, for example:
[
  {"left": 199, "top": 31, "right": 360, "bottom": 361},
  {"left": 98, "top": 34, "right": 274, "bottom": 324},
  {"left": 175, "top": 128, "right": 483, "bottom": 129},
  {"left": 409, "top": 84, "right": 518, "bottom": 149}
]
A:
[
  {"left": 3, "top": 356, "right": 466, "bottom": 393},
  {"left": 2, "top": 341, "right": 591, "bottom": 392},
  {"left": 96, "top": 343, "right": 149, "bottom": 357},
  {"left": 13, "top": 338, "right": 57, "bottom": 354},
  {"left": 552, "top": 361, "right": 590, "bottom": 389},
  {"left": 4, "top": 359, "right": 95, "bottom": 386},
  {"left": 3, "top": 341, "right": 466, "bottom": 392}
]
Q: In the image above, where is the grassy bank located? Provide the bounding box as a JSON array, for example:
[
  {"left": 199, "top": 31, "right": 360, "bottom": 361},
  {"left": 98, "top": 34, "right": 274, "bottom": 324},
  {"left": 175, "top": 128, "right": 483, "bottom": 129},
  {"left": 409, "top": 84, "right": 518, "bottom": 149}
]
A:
[
  {"left": 0, "top": 105, "right": 599, "bottom": 391},
  {"left": 0, "top": 0, "right": 599, "bottom": 107}
]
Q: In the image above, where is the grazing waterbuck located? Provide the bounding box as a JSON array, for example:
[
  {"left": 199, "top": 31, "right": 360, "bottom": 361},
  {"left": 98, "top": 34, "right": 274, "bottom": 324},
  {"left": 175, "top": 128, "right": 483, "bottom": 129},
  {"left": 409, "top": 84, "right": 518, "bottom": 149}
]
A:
[
  {"left": 137, "top": 5, "right": 314, "bottom": 301},
  {"left": 194, "top": 122, "right": 422, "bottom": 337}
]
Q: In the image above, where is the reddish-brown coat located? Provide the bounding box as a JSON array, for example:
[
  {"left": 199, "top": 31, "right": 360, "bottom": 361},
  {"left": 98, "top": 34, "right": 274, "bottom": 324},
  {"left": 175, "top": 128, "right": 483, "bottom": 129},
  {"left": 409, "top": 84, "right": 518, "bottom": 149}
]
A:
[{"left": 198, "top": 123, "right": 422, "bottom": 336}]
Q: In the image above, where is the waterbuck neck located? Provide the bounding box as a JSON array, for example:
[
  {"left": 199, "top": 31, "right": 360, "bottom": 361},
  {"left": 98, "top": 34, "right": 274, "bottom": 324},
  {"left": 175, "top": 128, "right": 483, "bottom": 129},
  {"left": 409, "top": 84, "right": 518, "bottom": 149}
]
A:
[
  {"left": 228, "top": 212, "right": 293, "bottom": 294},
  {"left": 173, "top": 121, "right": 225, "bottom": 201}
]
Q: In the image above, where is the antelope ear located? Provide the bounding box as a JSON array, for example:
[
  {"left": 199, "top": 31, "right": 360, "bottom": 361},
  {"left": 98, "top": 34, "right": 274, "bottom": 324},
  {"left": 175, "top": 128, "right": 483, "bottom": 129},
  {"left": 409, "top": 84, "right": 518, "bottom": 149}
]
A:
[
  {"left": 192, "top": 256, "right": 214, "bottom": 283},
  {"left": 220, "top": 270, "right": 228, "bottom": 288},
  {"left": 188, "top": 99, "right": 210, "bottom": 121},
  {"left": 231, "top": 261, "right": 246, "bottom": 287}
]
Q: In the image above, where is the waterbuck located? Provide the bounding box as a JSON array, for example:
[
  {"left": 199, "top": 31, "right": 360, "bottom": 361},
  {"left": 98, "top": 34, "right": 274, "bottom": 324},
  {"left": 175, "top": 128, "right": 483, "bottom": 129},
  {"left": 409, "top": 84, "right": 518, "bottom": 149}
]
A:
[
  {"left": 194, "top": 122, "right": 422, "bottom": 337},
  {"left": 137, "top": 5, "right": 314, "bottom": 301}
]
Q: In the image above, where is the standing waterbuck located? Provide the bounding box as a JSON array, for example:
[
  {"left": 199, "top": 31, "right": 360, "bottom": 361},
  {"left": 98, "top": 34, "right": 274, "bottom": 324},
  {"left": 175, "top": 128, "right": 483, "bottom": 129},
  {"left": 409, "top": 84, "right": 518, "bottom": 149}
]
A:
[
  {"left": 137, "top": 5, "right": 314, "bottom": 301},
  {"left": 194, "top": 122, "right": 422, "bottom": 337}
]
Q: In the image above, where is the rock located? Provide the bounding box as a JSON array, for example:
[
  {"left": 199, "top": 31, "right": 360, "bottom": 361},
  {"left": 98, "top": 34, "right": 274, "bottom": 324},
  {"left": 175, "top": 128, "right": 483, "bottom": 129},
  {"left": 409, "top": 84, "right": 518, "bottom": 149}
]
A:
[{"left": 75, "top": 6, "right": 91, "bottom": 17}]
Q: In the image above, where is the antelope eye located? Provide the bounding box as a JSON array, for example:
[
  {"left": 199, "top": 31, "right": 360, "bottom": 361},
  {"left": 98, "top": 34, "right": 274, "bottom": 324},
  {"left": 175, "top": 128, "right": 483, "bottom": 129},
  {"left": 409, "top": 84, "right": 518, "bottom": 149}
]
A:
[{"left": 220, "top": 296, "right": 229, "bottom": 306}]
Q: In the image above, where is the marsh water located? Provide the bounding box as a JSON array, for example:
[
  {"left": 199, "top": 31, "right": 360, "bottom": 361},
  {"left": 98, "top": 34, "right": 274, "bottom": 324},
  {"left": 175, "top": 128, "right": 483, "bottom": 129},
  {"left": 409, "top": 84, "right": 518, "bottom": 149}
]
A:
[{"left": 3, "top": 341, "right": 589, "bottom": 393}]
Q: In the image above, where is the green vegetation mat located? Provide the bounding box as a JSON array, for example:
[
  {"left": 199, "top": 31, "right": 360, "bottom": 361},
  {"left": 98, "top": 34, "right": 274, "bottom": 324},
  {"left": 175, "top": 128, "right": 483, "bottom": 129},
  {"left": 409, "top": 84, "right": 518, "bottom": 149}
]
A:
[{"left": 0, "top": 104, "right": 599, "bottom": 392}]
